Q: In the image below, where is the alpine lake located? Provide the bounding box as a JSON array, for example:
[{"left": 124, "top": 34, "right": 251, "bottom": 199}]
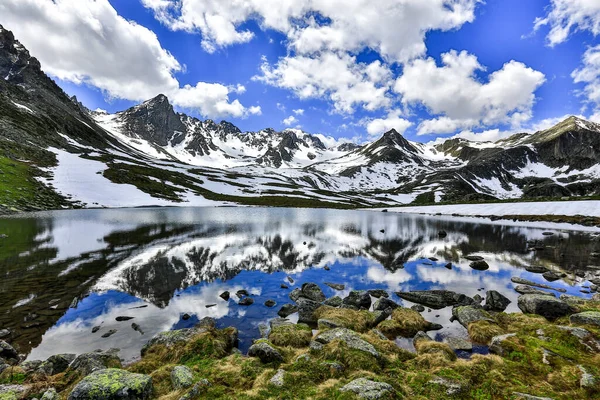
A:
[{"left": 1, "top": 207, "right": 598, "bottom": 364}]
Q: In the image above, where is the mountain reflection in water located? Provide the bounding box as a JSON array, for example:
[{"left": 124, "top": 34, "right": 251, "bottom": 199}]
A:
[{"left": 0, "top": 207, "right": 598, "bottom": 362}]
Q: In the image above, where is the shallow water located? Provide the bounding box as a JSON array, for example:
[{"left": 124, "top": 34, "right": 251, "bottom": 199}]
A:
[{"left": 0, "top": 207, "right": 598, "bottom": 362}]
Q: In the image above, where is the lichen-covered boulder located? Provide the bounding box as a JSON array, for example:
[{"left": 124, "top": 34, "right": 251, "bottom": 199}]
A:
[
  {"left": 324, "top": 296, "right": 343, "bottom": 307},
  {"left": 517, "top": 294, "right": 577, "bottom": 320},
  {"left": 300, "top": 283, "right": 326, "bottom": 302},
  {"left": 339, "top": 378, "right": 393, "bottom": 399},
  {"left": 68, "top": 368, "right": 152, "bottom": 400},
  {"left": 570, "top": 311, "right": 600, "bottom": 327},
  {"left": 315, "top": 328, "right": 379, "bottom": 359},
  {"left": 247, "top": 341, "right": 284, "bottom": 363},
  {"left": 0, "top": 385, "right": 27, "bottom": 400},
  {"left": 296, "top": 298, "right": 321, "bottom": 324},
  {"left": 37, "top": 353, "right": 76, "bottom": 376},
  {"left": 171, "top": 365, "right": 194, "bottom": 389},
  {"left": 269, "top": 369, "right": 285, "bottom": 387},
  {"left": 452, "top": 306, "right": 495, "bottom": 328},
  {"left": 40, "top": 388, "right": 60, "bottom": 400},
  {"left": 69, "top": 349, "right": 122, "bottom": 377}
]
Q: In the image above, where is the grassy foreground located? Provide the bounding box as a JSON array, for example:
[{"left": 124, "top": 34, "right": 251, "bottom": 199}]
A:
[{"left": 2, "top": 298, "right": 600, "bottom": 399}]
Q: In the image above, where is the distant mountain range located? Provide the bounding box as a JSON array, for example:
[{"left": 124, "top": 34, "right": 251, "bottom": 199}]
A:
[{"left": 1, "top": 24, "right": 600, "bottom": 213}]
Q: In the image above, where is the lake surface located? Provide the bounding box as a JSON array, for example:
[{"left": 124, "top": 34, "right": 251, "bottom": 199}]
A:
[{"left": 0, "top": 207, "right": 598, "bottom": 362}]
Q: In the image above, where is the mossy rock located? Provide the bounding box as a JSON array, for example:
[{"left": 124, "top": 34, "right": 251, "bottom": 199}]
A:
[
  {"left": 268, "top": 324, "right": 312, "bottom": 348},
  {"left": 67, "top": 368, "right": 152, "bottom": 400},
  {"left": 314, "top": 306, "right": 377, "bottom": 332},
  {"left": 377, "top": 308, "right": 437, "bottom": 337}
]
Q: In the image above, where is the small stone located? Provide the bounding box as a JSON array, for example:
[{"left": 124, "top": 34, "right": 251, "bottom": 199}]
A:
[
  {"left": 315, "top": 328, "right": 379, "bottom": 359},
  {"left": 470, "top": 260, "right": 490, "bottom": 271},
  {"left": 542, "top": 271, "right": 562, "bottom": 282},
  {"left": 182, "top": 313, "right": 191, "bottom": 320},
  {"left": 444, "top": 337, "right": 472, "bottom": 351},
  {"left": 324, "top": 296, "right": 343, "bottom": 307},
  {"left": 131, "top": 323, "right": 144, "bottom": 335},
  {"left": 514, "top": 285, "right": 555, "bottom": 296},
  {"left": 484, "top": 290, "right": 511, "bottom": 312},
  {"left": 101, "top": 329, "right": 117, "bottom": 338},
  {"left": 219, "top": 291, "right": 230, "bottom": 301},
  {"left": 579, "top": 365, "right": 596, "bottom": 389},
  {"left": 367, "top": 289, "right": 389, "bottom": 298},
  {"left": 0, "top": 330, "right": 10, "bottom": 339},
  {"left": 0, "top": 341, "right": 18, "bottom": 360},
  {"left": 236, "top": 289, "right": 249, "bottom": 298},
  {"left": 258, "top": 323, "right": 269, "bottom": 338},
  {"left": 280, "top": 284, "right": 289, "bottom": 289},
  {"left": 238, "top": 297, "right": 254, "bottom": 306},
  {"left": 40, "top": 388, "right": 59, "bottom": 400},
  {"left": 342, "top": 290, "right": 371, "bottom": 310},
  {"left": 287, "top": 276, "right": 294, "bottom": 284},
  {"left": 465, "top": 255, "right": 484, "bottom": 261},
  {"left": 171, "top": 365, "right": 194, "bottom": 389},
  {"left": 205, "top": 304, "right": 216, "bottom": 308},
  {"left": 339, "top": 378, "right": 393, "bottom": 399},
  {"left": 269, "top": 369, "right": 285, "bottom": 387},
  {"left": 309, "top": 341, "right": 323, "bottom": 352},
  {"left": 411, "top": 304, "right": 425, "bottom": 312},
  {"left": 525, "top": 265, "right": 549, "bottom": 274},
  {"left": 444, "top": 263, "right": 452, "bottom": 269},
  {"left": 489, "top": 333, "right": 517, "bottom": 356},
  {"left": 324, "top": 265, "right": 330, "bottom": 271},
  {"left": 264, "top": 300, "right": 277, "bottom": 307},
  {"left": 91, "top": 326, "right": 101, "bottom": 333},
  {"left": 300, "top": 283, "right": 326, "bottom": 302},
  {"left": 115, "top": 316, "right": 134, "bottom": 322},
  {"left": 438, "top": 231, "right": 447, "bottom": 238}
]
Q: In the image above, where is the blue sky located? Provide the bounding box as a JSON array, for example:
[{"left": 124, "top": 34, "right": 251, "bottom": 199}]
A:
[{"left": 2, "top": 0, "right": 600, "bottom": 143}]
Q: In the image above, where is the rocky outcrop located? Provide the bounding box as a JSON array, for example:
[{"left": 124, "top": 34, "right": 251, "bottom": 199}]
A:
[
  {"left": 69, "top": 349, "right": 122, "bottom": 377},
  {"left": 517, "top": 294, "right": 577, "bottom": 320},
  {"left": 395, "top": 290, "right": 476, "bottom": 309},
  {"left": 315, "top": 328, "right": 380, "bottom": 359},
  {"left": 248, "top": 341, "right": 284, "bottom": 363},
  {"left": 68, "top": 368, "right": 153, "bottom": 400}
]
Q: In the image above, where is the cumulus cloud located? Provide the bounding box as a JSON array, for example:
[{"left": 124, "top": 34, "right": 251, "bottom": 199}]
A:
[
  {"left": 394, "top": 50, "right": 546, "bottom": 135},
  {"left": 141, "top": 0, "right": 480, "bottom": 63},
  {"left": 534, "top": 0, "right": 600, "bottom": 46},
  {"left": 293, "top": 109, "right": 305, "bottom": 115},
  {"left": 282, "top": 115, "right": 299, "bottom": 126},
  {"left": 572, "top": 45, "right": 600, "bottom": 115},
  {"left": 0, "top": 0, "right": 259, "bottom": 118},
  {"left": 255, "top": 53, "right": 392, "bottom": 114},
  {"left": 364, "top": 110, "right": 412, "bottom": 137}
]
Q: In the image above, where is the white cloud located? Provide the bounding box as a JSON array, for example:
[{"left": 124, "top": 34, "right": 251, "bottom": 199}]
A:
[
  {"left": 141, "top": 0, "right": 480, "bottom": 63},
  {"left": 394, "top": 50, "right": 546, "bottom": 135},
  {"left": 0, "top": 0, "right": 258, "bottom": 118},
  {"left": 293, "top": 109, "right": 304, "bottom": 115},
  {"left": 533, "top": 0, "right": 600, "bottom": 46},
  {"left": 282, "top": 115, "right": 299, "bottom": 126},
  {"left": 572, "top": 45, "right": 600, "bottom": 115},
  {"left": 365, "top": 110, "right": 412, "bottom": 136},
  {"left": 255, "top": 52, "right": 392, "bottom": 114}
]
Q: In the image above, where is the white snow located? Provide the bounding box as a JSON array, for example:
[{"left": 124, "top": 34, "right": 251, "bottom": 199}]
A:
[
  {"left": 11, "top": 101, "right": 34, "bottom": 114},
  {"left": 381, "top": 200, "right": 600, "bottom": 218}
]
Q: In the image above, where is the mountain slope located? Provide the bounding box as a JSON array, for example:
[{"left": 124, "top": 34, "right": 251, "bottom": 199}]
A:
[{"left": 1, "top": 24, "right": 600, "bottom": 213}]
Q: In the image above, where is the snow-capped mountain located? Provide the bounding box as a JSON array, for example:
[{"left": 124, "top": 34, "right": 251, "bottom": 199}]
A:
[{"left": 1, "top": 23, "right": 600, "bottom": 213}]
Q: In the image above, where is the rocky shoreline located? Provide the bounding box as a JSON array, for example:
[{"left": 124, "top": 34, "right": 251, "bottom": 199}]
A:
[{"left": 1, "top": 281, "right": 600, "bottom": 399}]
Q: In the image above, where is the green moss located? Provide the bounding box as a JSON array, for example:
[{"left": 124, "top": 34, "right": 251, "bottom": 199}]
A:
[
  {"left": 313, "top": 307, "right": 376, "bottom": 332},
  {"left": 268, "top": 324, "right": 313, "bottom": 348}
]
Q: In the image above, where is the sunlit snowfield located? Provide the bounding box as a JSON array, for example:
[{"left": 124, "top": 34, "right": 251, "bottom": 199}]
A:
[{"left": 0, "top": 207, "right": 598, "bottom": 362}]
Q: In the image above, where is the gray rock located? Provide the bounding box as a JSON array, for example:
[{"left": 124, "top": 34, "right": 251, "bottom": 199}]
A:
[
  {"left": 396, "top": 290, "right": 475, "bottom": 310},
  {"left": 372, "top": 309, "right": 392, "bottom": 326},
  {"left": 178, "top": 380, "right": 211, "bottom": 400},
  {"left": 20, "top": 359, "right": 43, "bottom": 372},
  {"left": 68, "top": 368, "right": 152, "bottom": 400},
  {"left": 238, "top": 297, "right": 254, "bottom": 306},
  {"left": 542, "top": 271, "right": 563, "bottom": 282},
  {"left": 171, "top": 365, "right": 194, "bottom": 389},
  {"left": 373, "top": 298, "right": 399, "bottom": 311},
  {"left": 321, "top": 361, "right": 344, "bottom": 375},
  {"left": 413, "top": 331, "right": 433, "bottom": 346},
  {"left": 367, "top": 289, "right": 389, "bottom": 298},
  {"left": 570, "top": 311, "right": 600, "bottom": 327},
  {"left": 511, "top": 277, "right": 566, "bottom": 293},
  {"left": 514, "top": 285, "right": 556, "bottom": 296},
  {"left": 289, "top": 288, "right": 302, "bottom": 302},
  {"left": 41, "top": 388, "right": 60, "bottom": 400},
  {"left": 410, "top": 304, "right": 425, "bottom": 312},
  {"left": 525, "top": 265, "right": 549, "bottom": 274},
  {"left": 101, "top": 329, "right": 117, "bottom": 338},
  {"left": 339, "top": 378, "right": 393, "bottom": 399},
  {"left": 371, "top": 329, "right": 388, "bottom": 341},
  {"left": 452, "top": 306, "right": 494, "bottom": 328},
  {"left": 269, "top": 369, "right": 285, "bottom": 387},
  {"left": 557, "top": 326, "right": 600, "bottom": 352},
  {"left": 219, "top": 291, "right": 230, "bottom": 301},
  {"left": 484, "top": 290, "right": 511, "bottom": 312},
  {"left": 0, "top": 330, "right": 10, "bottom": 339},
  {"left": 342, "top": 291, "right": 371, "bottom": 310},
  {"left": 315, "top": 328, "right": 379, "bottom": 359},
  {"left": 141, "top": 327, "right": 205, "bottom": 355},
  {"left": 277, "top": 304, "right": 298, "bottom": 318},
  {"left": 318, "top": 319, "right": 342, "bottom": 329},
  {"left": 300, "top": 283, "right": 326, "bottom": 302},
  {"left": 37, "top": 353, "right": 76, "bottom": 376},
  {"left": 489, "top": 333, "right": 517, "bottom": 356},
  {"left": 248, "top": 342, "right": 284, "bottom": 363},
  {"left": 429, "top": 376, "right": 466, "bottom": 395},
  {"left": 324, "top": 296, "right": 343, "bottom": 307},
  {"left": 443, "top": 337, "right": 473, "bottom": 351},
  {"left": 69, "top": 349, "right": 122, "bottom": 377},
  {"left": 512, "top": 392, "right": 555, "bottom": 400},
  {"left": 0, "top": 341, "right": 17, "bottom": 360},
  {"left": 324, "top": 282, "right": 345, "bottom": 291},
  {"left": 309, "top": 341, "right": 323, "bottom": 352},
  {"left": 0, "top": 385, "right": 27, "bottom": 400},
  {"left": 297, "top": 298, "right": 321, "bottom": 324},
  {"left": 579, "top": 365, "right": 596, "bottom": 389},
  {"left": 264, "top": 299, "right": 276, "bottom": 308},
  {"left": 473, "top": 294, "right": 484, "bottom": 303},
  {"left": 517, "top": 294, "right": 576, "bottom": 320},
  {"left": 258, "top": 323, "right": 269, "bottom": 338}
]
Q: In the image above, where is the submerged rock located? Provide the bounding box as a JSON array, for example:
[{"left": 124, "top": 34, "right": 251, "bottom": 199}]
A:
[
  {"left": 68, "top": 368, "right": 152, "bottom": 400},
  {"left": 525, "top": 265, "right": 549, "bottom": 274},
  {"left": 470, "top": 260, "right": 490, "bottom": 271},
  {"left": 339, "top": 378, "right": 393, "bottom": 399},
  {"left": 517, "top": 294, "right": 577, "bottom": 320},
  {"left": 238, "top": 297, "right": 254, "bottom": 306},
  {"left": 264, "top": 299, "right": 277, "bottom": 307},
  {"left": 511, "top": 277, "right": 566, "bottom": 293},
  {"left": 324, "top": 282, "right": 345, "bottom": 291},
  {"left": 513, "top": 285, "right": 555, "bottom": 296}
]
